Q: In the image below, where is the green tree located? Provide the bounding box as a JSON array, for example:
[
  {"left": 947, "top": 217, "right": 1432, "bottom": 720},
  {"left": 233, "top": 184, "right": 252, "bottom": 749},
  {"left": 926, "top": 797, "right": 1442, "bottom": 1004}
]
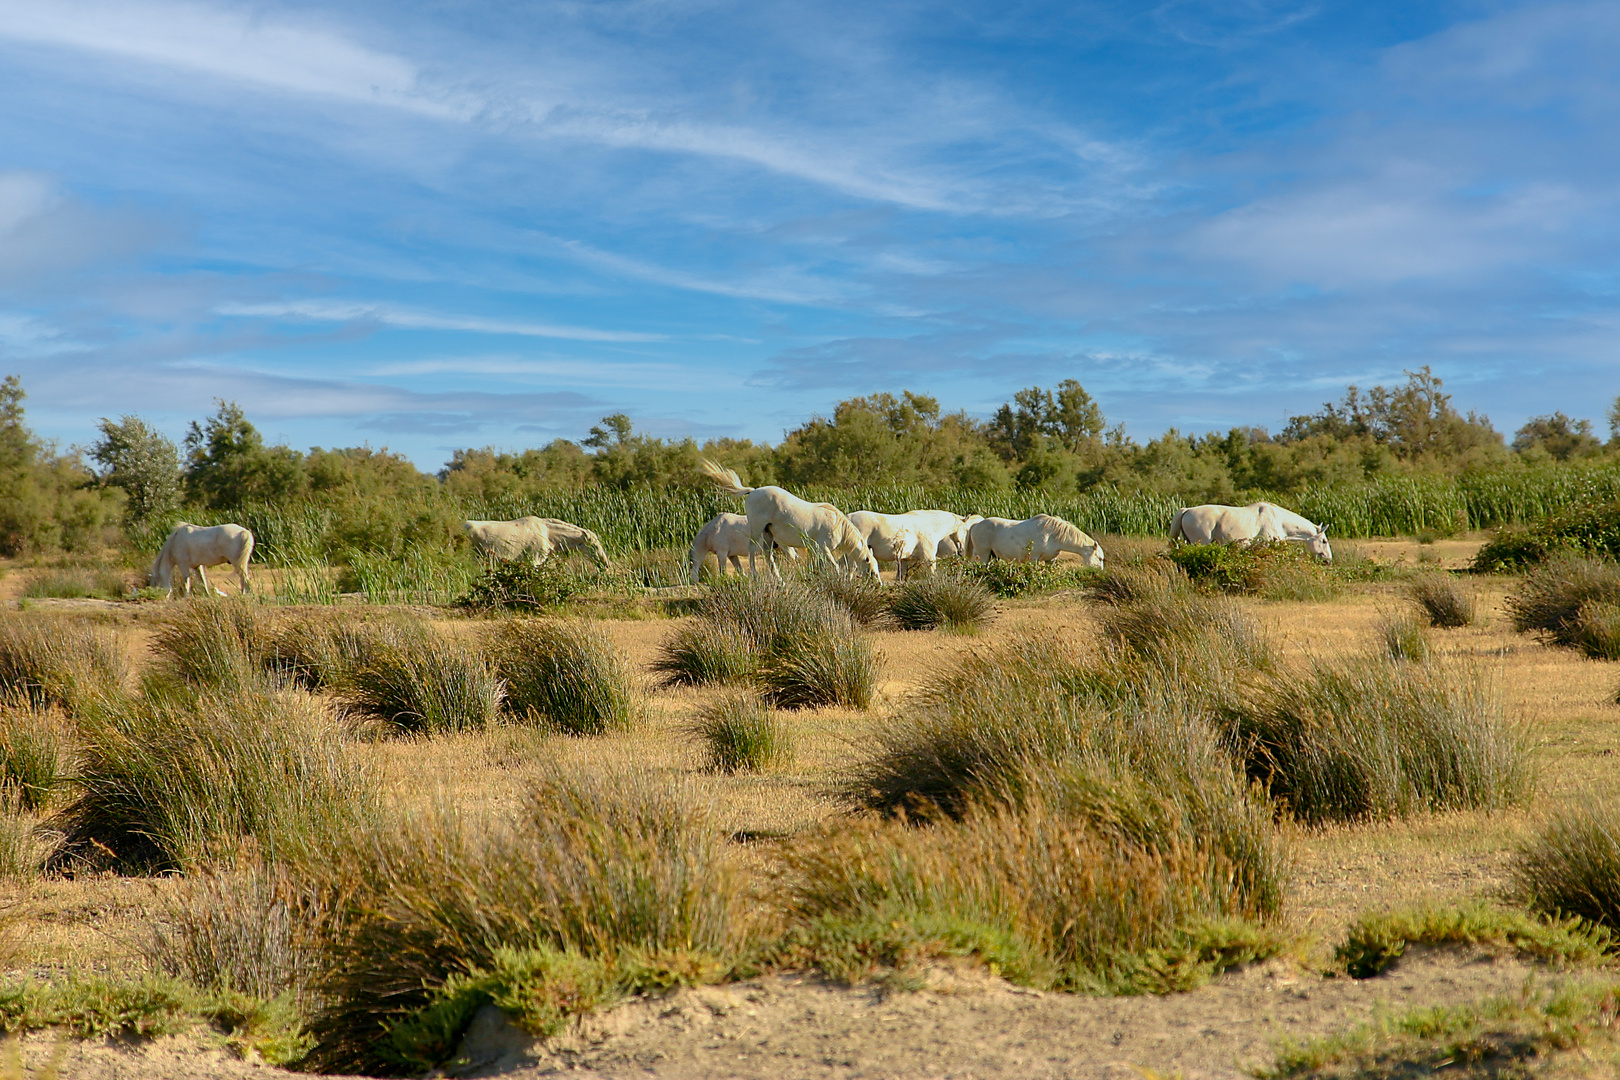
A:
[
  {"left": 91, "top": 415, "right": 181, "bottom": 529},
  {"left": 183, "top": 400, "right": 307, "bottom": 509},
  {"left": 1281, "top": 367, "right": 1504, "bottom": 470},
  {"left": 1513, "top": 413, "right": 1602, "bottom": 462},
  {"left": 0, "top": 375, "right": 119, "bottom": 554}
]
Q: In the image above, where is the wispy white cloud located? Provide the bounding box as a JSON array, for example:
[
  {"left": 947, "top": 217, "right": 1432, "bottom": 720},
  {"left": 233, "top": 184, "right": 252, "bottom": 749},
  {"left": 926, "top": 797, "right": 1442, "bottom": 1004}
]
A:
[
  {"left": 368, "top": 354, "right": 737, "bottom": 389},
  {"left": 214, "top": 300, "right": 665, "bottom": 343}
]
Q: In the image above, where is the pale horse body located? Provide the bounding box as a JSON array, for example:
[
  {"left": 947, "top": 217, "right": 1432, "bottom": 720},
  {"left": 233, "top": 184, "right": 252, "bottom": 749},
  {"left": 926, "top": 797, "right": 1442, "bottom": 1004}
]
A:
[
  {"left": 688, "top": 513, "right": 799, "bottom": 582},
  {"left": 968, "top": 515, "right": 1106, "bottom": 568},
  {"left": 150, "top": 522, "right": 255, "bottom": 597},
  {"left": 847, "top": 510, "right": 964, "bottom": 580},
  {"left": 461, "top": 517, "right": 610, "bottom": 567},
  {"left": 1170, "top": 502, "right": 1332, "bottom": 562},
  {"left": 697, "top": 460, "right": 878, "bottom": 579}
]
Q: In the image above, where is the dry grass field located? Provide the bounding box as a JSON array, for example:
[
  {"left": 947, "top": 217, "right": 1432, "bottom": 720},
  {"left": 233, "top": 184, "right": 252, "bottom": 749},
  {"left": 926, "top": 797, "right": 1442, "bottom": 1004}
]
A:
[{"left": 4, "top": 537, "right": 1620, "bottom": 1079}]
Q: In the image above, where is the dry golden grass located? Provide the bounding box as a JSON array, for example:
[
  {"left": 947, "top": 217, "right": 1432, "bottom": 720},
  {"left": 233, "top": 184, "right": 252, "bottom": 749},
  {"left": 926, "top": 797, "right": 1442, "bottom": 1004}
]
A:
[{"left": 6, "top": 536, "right": 1620, "bottom": 1025}]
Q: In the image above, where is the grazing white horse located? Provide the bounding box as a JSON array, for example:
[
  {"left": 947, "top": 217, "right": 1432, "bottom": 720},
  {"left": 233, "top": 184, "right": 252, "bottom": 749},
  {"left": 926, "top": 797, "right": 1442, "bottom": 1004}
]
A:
[
  {"left": 943, "top": 515, "right": 983, "bottom": 557},
  {"left": 689, "top": 513, "right": 798, "bottom": 581},
  {"left": 697, "top": 460, "right": 878, "bottom": 580},
  {"left": 150, "top": 522, "right": 255, "bottom": 597},
  {"left": 1170, "top": 502, "right": 1332, "bottom": 562},
  {"left": 462, "top": 517, "right": 609, "bottom": 567},
  {"left": 848, "top": 510, "right": 964, "bottom": 580},
  {"left": 968, "top": 515, "right": 1105, "bottom": 568}
]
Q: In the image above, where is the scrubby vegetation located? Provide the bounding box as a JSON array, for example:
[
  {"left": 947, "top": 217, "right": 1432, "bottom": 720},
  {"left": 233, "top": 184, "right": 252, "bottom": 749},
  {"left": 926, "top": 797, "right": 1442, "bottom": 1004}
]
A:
[
  {"left": 1163, "top": 541, "right": 1335, "bottom": 601},
  {"left": 887, "top": 574, "right": 997, "bottom": 632},
  {"left": 685, "top": 693, "right": 792, "bottom": 774},
  {"left": 488, "top": 619, "right": 638, "bottom": 735},
  {"left": 1408, "top": 573, "right": 1476, "bottom": 628},
  {"left": 1504, "top": 554, "right": 1620, "bottom": 657},
  {"left": 1511, "top": 801, "right": 1620, "bottom": 931},
  {"left": 345, "top": 621, "right": 503, "bottom": 735}
]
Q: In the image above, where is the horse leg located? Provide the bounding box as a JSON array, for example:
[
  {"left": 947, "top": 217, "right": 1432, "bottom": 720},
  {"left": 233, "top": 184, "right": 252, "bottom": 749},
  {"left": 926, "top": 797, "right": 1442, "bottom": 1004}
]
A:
[
  {"left": 195, "top": 564, "right": 224, "bottom": 597},
  {"left": 237, "top": 556, "right": 253, "bottom": 593}
]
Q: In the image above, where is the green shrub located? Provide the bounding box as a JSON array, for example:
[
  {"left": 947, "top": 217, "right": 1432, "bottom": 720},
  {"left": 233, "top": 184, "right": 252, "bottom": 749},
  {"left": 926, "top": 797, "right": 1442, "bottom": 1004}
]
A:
[
  {"left": 457, "top": 558, "right": 586, "bottom": 611},
  {"left": 0, "top": 616, "right": 128, "bottom": 712},
  {"left": 958, "top": 559, "right": 1099, "bottom": 598},
  {"left": 1335, "top": 901, "right": 1611, "bottom": 980},
  {"left": 1472, "top": 499, "right": 1620, "bottom": 573},
  {"left": 488, "top": 620, "right": 638, "bottom": 735},
  {"left": 686, "top": 693, "right": 792, "bottom": 773},
  {"left": 1231, "top": 657, "right": 1532, "bottom": 825},
  {"left": 1504, "top": 554, "right": 1620, "bottom": 651},
  {"left": 1408, "top": 573, "right": 1476, "bottom": 628},
  {"left": 51, "top": 688, "right": 375, "bottom": 872},
  {"left": 346, "top": 623, "right": 503, "bottom": 735},
  {"left": 0, "top": 702, "right": 74, "bottom": 811},
  {"left": 1511, "top": 801, "right": 1620, "bottom": 930},
  {"left": 302, "top": 768, "right": 746, "bottom": 1074},
  {"left": 887, "top": 576, "right": 996, "bottom": 632},
  {"left": 1380, "top": 614, "right": 1431, "bottom": 663},
  {"left": 1163, "top": 541, "right": 1334, "bottom": 600}
]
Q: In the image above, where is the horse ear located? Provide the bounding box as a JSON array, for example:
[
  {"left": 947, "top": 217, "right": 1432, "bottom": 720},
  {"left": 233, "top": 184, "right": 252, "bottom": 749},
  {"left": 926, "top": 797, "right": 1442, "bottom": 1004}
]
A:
[{"left": 1321, "top": 524, "right": 1330, "bottom": 535}]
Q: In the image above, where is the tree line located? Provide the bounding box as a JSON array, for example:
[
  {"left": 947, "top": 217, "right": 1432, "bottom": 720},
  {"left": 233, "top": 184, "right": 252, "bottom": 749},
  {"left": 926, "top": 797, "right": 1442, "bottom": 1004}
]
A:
[{"left": 1, "top": 367, "right": 1615, "bottom": 557}]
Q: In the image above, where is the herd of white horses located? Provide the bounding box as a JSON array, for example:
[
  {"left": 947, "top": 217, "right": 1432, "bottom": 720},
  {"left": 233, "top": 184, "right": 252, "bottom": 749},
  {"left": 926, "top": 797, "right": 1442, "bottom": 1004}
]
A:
[{"left": 144, "top": 460, "right": 1333, "bottom": 597}]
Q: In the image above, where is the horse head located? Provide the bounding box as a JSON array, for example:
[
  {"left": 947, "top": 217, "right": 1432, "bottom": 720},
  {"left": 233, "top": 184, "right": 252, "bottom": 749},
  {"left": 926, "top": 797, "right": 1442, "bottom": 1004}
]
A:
[{"left": 1306, "top": 524, "right": 1333, "bottom": 563}]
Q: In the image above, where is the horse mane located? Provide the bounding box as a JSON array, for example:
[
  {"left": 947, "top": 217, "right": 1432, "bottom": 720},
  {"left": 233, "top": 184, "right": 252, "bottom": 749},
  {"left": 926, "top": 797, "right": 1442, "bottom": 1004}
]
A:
[{"left": 1041, "top": 515, "right": 1090, "bottom": 547}]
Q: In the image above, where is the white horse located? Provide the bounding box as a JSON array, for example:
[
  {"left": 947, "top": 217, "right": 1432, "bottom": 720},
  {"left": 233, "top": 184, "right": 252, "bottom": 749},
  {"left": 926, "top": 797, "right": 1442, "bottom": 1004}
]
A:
[
  {"left": 848, "top": 510, "right": 963, "bottom": 580},
  {"left": 1170, "top": 502, "right": 1332, "bottom": 562},
  {"left": 689, "top": 513, "right": 799, "bottom": 581},
  {"left": 697, "top": 461, "right": 879, "bottom": 580},
  {"left": 150, "top": 522, "right": 255, "bottom": 597},
  {"left": 968, "top": 515, "right": 1105, "bottom": 568},
  {"left": 943, "top": 515, "right": 983, "bottom": 557},
  {"left": 462, "top": 517, "right": 609, "bottom": 567}
]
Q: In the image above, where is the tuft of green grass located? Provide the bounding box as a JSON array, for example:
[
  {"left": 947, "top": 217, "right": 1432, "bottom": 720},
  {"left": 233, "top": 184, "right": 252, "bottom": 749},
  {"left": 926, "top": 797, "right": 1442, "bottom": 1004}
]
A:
[
  {"left": 1231, "top": 657, "right": 1532, "bottom": 825},
  {"left": 1379, "top": 613, "right": 1431, "bottom": 663},
  {"left": 887, "top": 576, "right": 996, "bottom": 633},
  {"left": 1505, "top": 554, "right": 1620, "bottom": 654},
  {"left": 758, "top": 620, "right": 877, "bottom": 710},
  {"left": 150, "top": 600, "right": 280, "bottom": 691},
  {"left": 686, "top": 693, "right": 792, "bottom": 773},
  {"left": 1163, "top": 541, "right": 1335, "bottom": 600},
  {"left": 50, "top": 687, "right": 376, "bottom": 873},
  {"left": 1512, "top": 801, "right": 1620, "bottom": 931},
  {"left": 1409, "top": 573, "right": 1476, "bottom": 628},
  {"left": 0, "top": 618, "right": 128, "bottom": 714},
  {"left": 300, "top": 767, "right": 748, "bottom": 1074},
  {"left": 487, "top": 619, "right": 638, "bottom": 735},
  {"left": 1262, "top": 980, "right": 1620, "bottom": 1080},
  {"left": 345, "top": 623, "right": 503, "bottom": 735},
  {"left": 456, "top": 557, "right": 585, "bottom": 611},
  {"left": 0, "top": 802, "right": 45, "bottom": 881},
  {"left": 803, "top": 565, "right": 893, "bottom": 628},
  {"left": 651, "top": 619, "right": 756, "bottom": 687},
  {"left": 0, "top": 703, "right": 73, "bottom": 812},
  {"left": 21, "top": 567, "right": 129, "bottom": 600},
  {"left": 1335, "top": 901, "right": 1611, "bottom": 979}
]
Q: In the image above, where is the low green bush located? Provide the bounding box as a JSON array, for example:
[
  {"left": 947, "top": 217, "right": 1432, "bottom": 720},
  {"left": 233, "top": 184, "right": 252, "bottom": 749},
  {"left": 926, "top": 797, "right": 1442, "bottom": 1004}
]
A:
[
  {"left": 1472, "top": 499, "right": 1620, "bottom": 573},
  {"left": 887, "top": 576, "right": 996, "bottom": 632},
  {"left": 0, "top": 702, "right": 74, "bottom": 811},
  {"left": 1335, "top": 901, "right": 1610, "bottom": 978},
  {"left": 1163, "top": 541, "right": 1335, "bottom": 600},
  {"left": 1504, "top": 554, "right": 1620, "bottom": 655},
  {"left": 457, "top": 558, "right": 587, "bottom": 611},
  {"left": 22, "top": 567, "right": 129, "bottom": 600},
  {"left": 957, "top": 559, "right": 1100, "bottom": 598}
]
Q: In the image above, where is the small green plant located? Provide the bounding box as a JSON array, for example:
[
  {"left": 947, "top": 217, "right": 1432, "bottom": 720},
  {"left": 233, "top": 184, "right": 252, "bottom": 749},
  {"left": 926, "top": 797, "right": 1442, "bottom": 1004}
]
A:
[
  {"left": 346, "top": 625, "right": 503, "bottom": 735},
  {"left": 958, "top": 559, "right": 1099, "bottom": 598},
  {"left": 1471, "top": 498, "right": 1620, "bottom": 573},
  {"left": 651, "top": 620, "right": 756, "bottom": 687},
  {"left": 758, "top": 621, "right": 877, "bottom": 710},
  {"left": 1511, "top": 800, "right": 1620, "bottom": 930},
  {"left": 1163, "top": 541, "right": 1334, "bottom": 599},
  {"left": 803, "top": 566, "right": 892, "bottom": 628},
  {"left": 1408, "top": 573, "right": 1475, "bottom": 628},
  {"left": 1335, "top": 901, "right": 1610, "bottom": 979},
  {"left": 488, "top": 619, "right": 638, "bottom": 735},
  {"left": 151, "top": 599, "right": 280, "bottom": 690},
  {"left": 887, "top": 576, "right": 996, "bottom": 632},
  {"left": 686, "top": 693, "right": 792, "bottom": 773},
  {"left": 1415, "top": 528, "right": 1439, "bottom": 545},
  {"left": 1379, "top": 613, "right": 1431, "bottom": 663}
]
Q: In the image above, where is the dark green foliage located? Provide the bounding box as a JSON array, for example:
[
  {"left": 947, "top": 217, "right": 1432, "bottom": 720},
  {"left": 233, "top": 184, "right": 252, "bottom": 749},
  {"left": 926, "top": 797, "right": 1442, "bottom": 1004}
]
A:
[
  {"left": 346, "top": 624, "right": 503, "bottom": 734},
  {"left": 887, "top": 575, "right": 996, "bottom": 632},
  {"left": 91, "top": 414, "right": 182, "bottom": 532},
  {"left": 686, "top": 693, "right": 791, "bottom": 773},
  {"left": 1504, "top": 554, "right": 1620, "bottom": 654},
  {"left": 1512, "top": 801, "right": 1620, "bottom": 930},
  {"left": 1472, "top": 499, "right": 1620, "bottom": 572},
  {"left": 1469, "top": 526, "right": 1549, "bottom": 573},
  {"left": 488, "top": 620, "right": 638, "bottom": 735},
  {"left": 457, "top": 558, "right": 587, "bottom": 610},
  {"left": 958, "top": 558, "right": 1100, "bottom": 597},
  {"left": 1163, "top": 541, "right": 1334, "bottom": 599},
  {"left": 1408, "top": 573, "right": 1475, "bottom": 627}
]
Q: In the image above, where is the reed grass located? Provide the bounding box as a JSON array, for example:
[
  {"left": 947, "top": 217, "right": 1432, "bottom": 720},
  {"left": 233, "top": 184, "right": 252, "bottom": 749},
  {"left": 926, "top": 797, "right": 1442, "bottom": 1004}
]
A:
[
  {"left": 887, "top": 576, "right": 997, "bottom": 632},
  {"left": 346, "top": 623, "right": 503, "bottom": 735},
  {"left": 21, "top": 567, "right": 128, "bottom": 600},
  {"left": 1408, "top": 574, "right": 1476, "bottom": 628},
  {"left": 0, "top": 702, "right": 74, "bottom": 812},
  {"left": 686, "top": 693, "right": 792, "bottom": 773},
  {"left": 488, "top": 620, "right": 638, "bottom": 735},
  {"left": 1505, "top": 554, "right": 1620, "bottom": 653},
  {"left": 0, "top": 617, "right": 128, "bottom": 713},
  {"left": 1511, "top": 800, "right": 1620, "bottom": 931},
  {"left": 150, "top": 600, "right": 280, "bottom": 690},
  {"left": 1379, "top": 614, "right": 1431, "bottom": 663}
]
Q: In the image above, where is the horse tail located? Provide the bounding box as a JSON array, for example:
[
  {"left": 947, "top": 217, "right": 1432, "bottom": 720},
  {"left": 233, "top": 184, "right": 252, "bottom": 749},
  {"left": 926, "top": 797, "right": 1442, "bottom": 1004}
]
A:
[
  {"left": 698, "top": 459, "right": 753, "bottom": 498},
  {"left": 1169, "top": 508, "right": 1187, "bottom": 543}
]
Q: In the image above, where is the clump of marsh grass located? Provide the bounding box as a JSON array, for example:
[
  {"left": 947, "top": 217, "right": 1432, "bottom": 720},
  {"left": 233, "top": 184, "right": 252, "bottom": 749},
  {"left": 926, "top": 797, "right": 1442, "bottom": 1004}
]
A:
[
  {"left": 50, "top": 687, "right": 375, "bottom": 872},
  {"left": 1577, "top": 601, "right": 1620, "bottom": 661},
  {"left": 0, "top": 800, "right": 47, "bottom": 881},
  {"left": 345, "top": 622, "right": 503, "bottom": 735},
  {"left": 887, "top": 575, "right": 996, "bottom": 633},
  {"left": 1510, "top": 800, "right": 1620, "bottom": 930},
  {"left": 488, "top": 619, "right": 638, "bottom": 735},
  {"left": 687, "top": 693, "right": 792, "bottom": 774},
  {"left": 1505, "top": 555, "right": 1620, "bottom": 654},
  {"left": 1408, "top": 573, "right": 1475, "bottom": 628},
  {"left": 1231, "top": 657, "right": 1532, "bottom": 825},
  {"left": 22, "top": 567, "right": 129, "bottom": 600},
  {"left": 802, "top": 565, "right": 892, "bottom": 628},
  {"left": 266, "top": 612, "right": 381, "bottom": 691},
  {"left": 151, "top": 600, "right": 281, "bottom": 690},
  {"left": 1335, "top": 901, "right": 1611, "bottom": 979},
  {"left": 0, "top": 617, "right": 128, "bottom": 712},
  {"left": 1379, "top": 613, "right": 1431, "bottom": 663},
  {"left": 1092, "top": 574, "right": 1271, "bottom": 673},
  {"left": 301, "top": 767, "right": 749, "bottom": 1074},
  {"left": 653, "top": 577, "right": 879, "bottom": 710},
  {"left": 0, "top": 700, "right": 75, "bottom": 811}
]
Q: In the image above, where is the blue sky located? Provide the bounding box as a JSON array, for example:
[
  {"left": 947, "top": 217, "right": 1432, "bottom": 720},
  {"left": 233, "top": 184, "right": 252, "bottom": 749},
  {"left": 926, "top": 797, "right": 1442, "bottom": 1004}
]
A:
[{"left": 0, "top": 0, "right": 1615, "bottom": 469}]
